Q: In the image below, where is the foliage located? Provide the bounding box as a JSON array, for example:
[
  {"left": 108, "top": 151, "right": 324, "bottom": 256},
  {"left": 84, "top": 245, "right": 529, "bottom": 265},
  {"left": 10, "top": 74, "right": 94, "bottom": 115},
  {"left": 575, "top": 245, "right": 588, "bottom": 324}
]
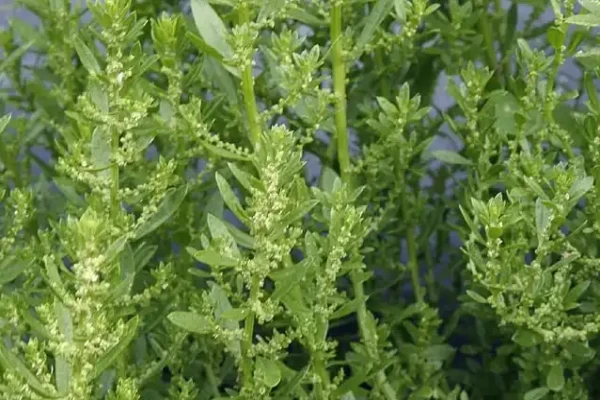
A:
[{"left": 1, "top": 0, "right": 600, "bottom": 399}]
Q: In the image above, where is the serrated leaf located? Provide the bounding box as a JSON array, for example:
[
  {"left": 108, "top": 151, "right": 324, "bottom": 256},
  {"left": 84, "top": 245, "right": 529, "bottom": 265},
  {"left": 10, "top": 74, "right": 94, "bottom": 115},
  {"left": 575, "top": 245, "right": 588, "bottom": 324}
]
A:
[
  {"left": 168, "top": 311, "right": 211, "bottom": 334},
  {"left": 90, "top": 316, "right": 139, "bottom": 380},
  {"left": 431, "top": 150, "right": 473, "bottom": 165},
  {"left": 73, "top": 37, "right": 101, "bottom": 73},
  {"left": 133, "top": 185, "right": 188, "bottom": 240},
  {"left": 356, "top": 0, "right": 394, "bottom": 51},
  {"left": 256, "top": 357, "right": 281, "bottom": 388},
  {"left": 546, "top": 364, "right": 565, "bottom": 391},
  {"left": 525, "top": 387, "right": 549, "bottom": 400}
]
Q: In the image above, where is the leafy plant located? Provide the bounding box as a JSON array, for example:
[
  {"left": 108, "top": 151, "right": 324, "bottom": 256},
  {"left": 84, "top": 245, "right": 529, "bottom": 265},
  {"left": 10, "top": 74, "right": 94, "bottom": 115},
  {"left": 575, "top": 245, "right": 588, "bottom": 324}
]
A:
[{"left": 1, "top": 0, "right": 600, "bottom": 399}]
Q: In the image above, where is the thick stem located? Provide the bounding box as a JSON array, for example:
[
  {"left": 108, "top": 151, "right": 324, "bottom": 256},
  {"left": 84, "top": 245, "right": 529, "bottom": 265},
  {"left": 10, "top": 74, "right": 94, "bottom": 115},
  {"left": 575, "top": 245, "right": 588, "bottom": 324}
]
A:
[
  {"left": 239, "top": 5, "right": 261, "bottom": 147},
  {"left": 330, "top": 2, "right": 350, "bottom": 179}
]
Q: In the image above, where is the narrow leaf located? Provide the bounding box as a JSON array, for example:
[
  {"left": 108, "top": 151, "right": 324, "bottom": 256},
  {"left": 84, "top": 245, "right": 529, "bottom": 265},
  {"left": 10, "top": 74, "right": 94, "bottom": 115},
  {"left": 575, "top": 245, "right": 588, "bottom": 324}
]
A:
[
  {"left": 524, "top": 387, "right": 549, "bottom": 400},
  {"left": 356, "top": 0, "right": 394, "bottom": 51},
  {"left": 90, "top": 316, "right": 140, "bottom": 380},
  {"left": 73, "top": 37, "right": 101, "bottom": 73},
  {"left": 133, "top": 185, "right": 188, "bottom": 239},
  {"left": 215, "top": 173, "right": 250, "bottom": 224},
  {"left": 431, "top": 150, "right": 473, "bottom": 165}
]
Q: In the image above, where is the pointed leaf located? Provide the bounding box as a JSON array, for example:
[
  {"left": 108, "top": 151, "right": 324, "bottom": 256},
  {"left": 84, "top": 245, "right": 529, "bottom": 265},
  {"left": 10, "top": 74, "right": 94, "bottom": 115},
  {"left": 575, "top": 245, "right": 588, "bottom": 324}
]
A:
[
  {"left": 73, "top": 37, "right": 101, "bottom": 74},
  {"left": 168, "top": 311, "right": 211, "bottom": 334},
  {"left": 215, "top": 173, "right": 250, "bottom": 224},
  {"left": 133, "top": 186, "right": 188, "bottom": 239},
  {"left": 90, "top": 316, "right": 139, "bottom": 380},
  {"left": 0, "top": 342, "right": 60, "bottom": 398},
  {"left": 431, "top": 150, "right": 473, "bottom": 165},
  {"left": 356, "top": 0, "right": 394, "bottom": 51},
  {"left": 186, "top": 246, "right": 238, "bottom": 267}
]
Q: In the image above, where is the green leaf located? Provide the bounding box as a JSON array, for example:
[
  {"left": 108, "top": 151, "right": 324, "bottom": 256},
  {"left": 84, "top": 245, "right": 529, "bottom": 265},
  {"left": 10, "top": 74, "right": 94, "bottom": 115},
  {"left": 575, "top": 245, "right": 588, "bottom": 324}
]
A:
[
  {"left": 207, "top": 214, "right": 241, "bottom": 257},
  {"left": 504, "top": 3, "right": 518, "bottom": 50},
  {"left": 220, "top": 308, "right": 248, "bottom": 321},
  {"left": 133, "top": 185, "right": 188, "bottom": 239},
  {"left": 0, "top": 114, "right": 10, "bottom": 134},
  {"left": 54, "top": 300, "right": 72, "bottom": 395},
  {"left": 90, "top": 127, "right": 112, "bottom": 178},
  {"left": 319, "top": 166, "right": 339, "bottom": 193},
  {"left": 270, "top": 259, "right": 311, "bottom": 303},
  {"left": 90, "top": 316, "right": 140, "bottom": 380},
  {"left": 431, "top": 150, "right": 473, "bottom": 165},
  {"left": 73, "top": 37, "right": 101, "bottom": 74},
  {"left": 104, "top": 234, "right": 128, "bottom": 267},
  {"left": 564, "top": 280, "right": 590, "bottom": 305},
  {"left": 273, "top": 365, "right": 309, "bottom": 399},
  {"left": 580, "top": 0, "right": 600, "bottom": 13},
  {"left": 535, "top": 198, "right": 550, "bottom": 237},
  {"left": 424, "top": 344, "right": 456, "bottom": 362},
  {"left": 186, "top": 246, "right": 238, "bottom": 267},
  {"left": 168, "top": 311, "right": 211, "bottom": 334},
  {"left": 186, "top": 31, "right": 239, "bottom": 77},
  {"left": 215, "top": 173, "right": 250, "bottom": 224},
  {"left": 584, "top": 72, "right": 600, "bottom": 112},
  {"left": 568, "top": 176, "right": 594, "bottom": 201},
  {"left": 356, "top": 0, "right": 394, "bottom": 51},
  {"left": 0, "top": 342, "right": 60, "bottom": 398},
  {"left": 330, "top": 296, "right": 367, "bottom": 320},
  {"left": 566, "top": 13, "right": 600, "bottom": 27},
  {"left": 394, "top": 0, "right": 407, "bottom": 21},
  {"left": 256, "top": 357, "right": 281, "bottom": 388},
  {"left": 512, "top": 329, "right": 539, "bottom": 347},
  {"left": 546, "top": 364, "right": 565, "bottom": 392},
  {"left": 228, "top": 162, "right": 260, "bottom": 193},
  {"left": 524, "top": 387, "right": 549, "bottom": 400},
  {"left": 0, "top": 257, "right": 32, "bottom": 285},
  {"left": 466, "top": 290, "right": 487, "bottom": 304},
  {"left": 190, "top": 0, "right": 239, "bottom": 76}
]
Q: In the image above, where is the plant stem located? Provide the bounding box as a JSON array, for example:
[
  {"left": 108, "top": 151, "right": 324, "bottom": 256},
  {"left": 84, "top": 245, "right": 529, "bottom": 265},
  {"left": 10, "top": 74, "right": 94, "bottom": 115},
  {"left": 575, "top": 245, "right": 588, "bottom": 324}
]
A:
[
  {"left": 406, "top": 224, "right": 424, "bottom": 303},
  {"left": 330, "top": 1, "right": 350, "bottom": 179},
  {"left": 242, "top": 275, "right": 259, "bottom": 387},
  {"left": 111, "top": 128, "right": 119, "bottom": 218},
  {"left": 238, "top": 5, "right": 260, "bottom": 147}
]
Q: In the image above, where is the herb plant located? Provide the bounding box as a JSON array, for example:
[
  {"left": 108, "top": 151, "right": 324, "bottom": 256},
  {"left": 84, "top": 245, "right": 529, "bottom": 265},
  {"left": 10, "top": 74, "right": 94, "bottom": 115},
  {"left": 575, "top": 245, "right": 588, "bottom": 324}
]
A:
[{"left": 1, "top": 0, "right": 600, "bottom": 399}]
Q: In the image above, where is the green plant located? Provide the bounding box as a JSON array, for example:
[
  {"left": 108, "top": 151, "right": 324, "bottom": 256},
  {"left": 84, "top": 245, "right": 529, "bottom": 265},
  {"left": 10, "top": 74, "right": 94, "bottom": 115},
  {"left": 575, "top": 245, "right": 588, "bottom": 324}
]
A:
[{"left": 1, "top": 0, "right": 600, "bottom": 398}]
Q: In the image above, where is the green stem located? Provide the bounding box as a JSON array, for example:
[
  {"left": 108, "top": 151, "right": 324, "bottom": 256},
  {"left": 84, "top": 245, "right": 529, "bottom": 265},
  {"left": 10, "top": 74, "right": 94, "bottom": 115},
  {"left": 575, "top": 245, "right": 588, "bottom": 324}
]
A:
[
  {"left": 406, "top": 224, "right": 424, "bottom": 303},
  {"left": 330, "top": 2, "right": 350, "bottom": 179},
  {"left": 110, "top": 128, "right": 119, "bottom": 218},
  {"left": 476, "top": 0, "right": 502, "bottom": 88},
  {"left": 242, "top": 275, "right": 259, "bottom": 387},
  {"left": 239, "top": 5, "right": 261, "bottom": 147}
]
